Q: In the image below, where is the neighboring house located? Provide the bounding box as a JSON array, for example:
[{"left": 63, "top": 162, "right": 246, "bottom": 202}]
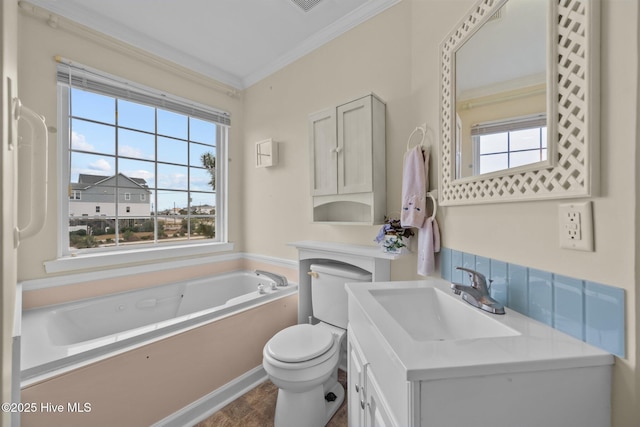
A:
[
  {"left": 193, "top": 204, "right": 215, "bottom": 215},
  {"left": 69, "top": 173, "right": 152, "bottom": 217}
]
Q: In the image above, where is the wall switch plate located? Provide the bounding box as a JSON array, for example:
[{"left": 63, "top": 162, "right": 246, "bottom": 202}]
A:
[{"left": 559, "top": 201, "right": 594, "bottom": 251}]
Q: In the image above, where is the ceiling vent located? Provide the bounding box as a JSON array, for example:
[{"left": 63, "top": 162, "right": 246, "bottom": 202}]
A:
[
  {"left": 290, "top": 0, "right": 323, "bottom": 12},
  {"left": 488, "top": 5, "right": 505, "bottom": 22}
]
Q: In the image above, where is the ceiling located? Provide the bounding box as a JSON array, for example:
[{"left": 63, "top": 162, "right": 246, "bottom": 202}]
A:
[{"left": 26, "top": 0, "right": 400, "bottom": 90}]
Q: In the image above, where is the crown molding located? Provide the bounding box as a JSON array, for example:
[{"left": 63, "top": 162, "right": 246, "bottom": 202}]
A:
[
  {"left": 242, "top": 0, "right": 401, "bottom": 88},
  {"left": 21, "top": 0, "right": 244, "bottom": 90},
  {"left": 24, "top": 0, "right": 401, "bottom": 90}
]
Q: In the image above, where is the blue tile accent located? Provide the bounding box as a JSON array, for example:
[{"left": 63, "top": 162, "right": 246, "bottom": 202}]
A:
[
  {"left": 553, "top": 275, "right": 584, "bottom": 341},
  {"left": 443, "top": 247, "right": 625, "bottom": 357},
  {"left": 585, "top": 282, "right": 625, "bottom": 357},
  {"left": 489, "top": 260, "right": 508, "bottom": 306},
  {"left": 475, "top": 256, "right": 491, "bottom": 282},
  {"left": 528, "top": 269, "right": 553, "bottom": 326},
  {"left": 451, "top": 250, "right": 464, "bottom": 284},
  {"left": 462, "top": 253, "right": 476, "bottom": 271},
  {"left": 440, "top": 248, "right": 452, "bottom": 282},
  {"left": 507, "top": 264, "right": 529, "bottom": 315}
]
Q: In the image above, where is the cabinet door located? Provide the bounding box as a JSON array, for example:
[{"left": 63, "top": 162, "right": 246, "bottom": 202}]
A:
[
  {"left": 365, "top": 369, "right": 395, "bottom": 427},
  {"left": 348, "top": 335, "right": 366, "bottom": 427},
  {"left": 337, "top": 96, "right": 373, "bottom": 194},
  {"left": 309, "top": 108, "right": 337, "bottom": 196}
]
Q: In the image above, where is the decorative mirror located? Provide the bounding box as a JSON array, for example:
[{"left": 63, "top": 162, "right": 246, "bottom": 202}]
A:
[{"left": 440, "top": 0, "right": 600, "bottom": 205}]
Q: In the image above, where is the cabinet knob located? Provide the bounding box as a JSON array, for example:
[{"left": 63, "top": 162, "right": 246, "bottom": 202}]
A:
[
  {"left": 360, "top": 400, "right": 365, "bottom": 410},
  {"left": 355, "top": 384, "right": 360, "bottom": 393},
  {"left": 335, "top": 146, "right": 343, "bottom": 154}
]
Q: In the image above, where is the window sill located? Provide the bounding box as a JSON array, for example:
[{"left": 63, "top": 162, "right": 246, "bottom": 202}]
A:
[{"left": 44, "top": 242, "right": 235, "bottom": 274}]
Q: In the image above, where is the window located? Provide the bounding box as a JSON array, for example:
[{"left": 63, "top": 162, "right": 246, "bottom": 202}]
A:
[
  {"left": 472, "top": 114, "right": 547, "bottom": 175},
  {"left": 58, "top": 62, "right": 229, "bottom": 254}
]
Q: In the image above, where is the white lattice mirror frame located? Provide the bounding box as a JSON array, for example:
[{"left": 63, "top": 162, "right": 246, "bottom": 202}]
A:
[{"left": 439, "top": 0, "right": 600, "bottom": 205}]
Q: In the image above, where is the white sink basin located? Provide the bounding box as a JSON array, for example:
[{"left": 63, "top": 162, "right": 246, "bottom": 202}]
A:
[{"left": 369, "top": 287, "right": 520, "bottom": 342}]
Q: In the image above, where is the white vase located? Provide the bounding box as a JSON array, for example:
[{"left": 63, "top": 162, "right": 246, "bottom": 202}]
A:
[{"left": 381, "top": 235, "right": 408, "bottom": 254}]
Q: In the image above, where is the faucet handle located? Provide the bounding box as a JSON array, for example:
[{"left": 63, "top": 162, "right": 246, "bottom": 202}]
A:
[{"left": 455, "top": 267, "right": 488, "bottom": 290}]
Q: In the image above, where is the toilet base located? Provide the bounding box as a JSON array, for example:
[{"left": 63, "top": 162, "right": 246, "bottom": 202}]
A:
[
  {"left": 323, "top": 381, "right": 345, "bottom": 423},
  {"left": 274, "top": 380, "right": 344, "bottom": 427}
]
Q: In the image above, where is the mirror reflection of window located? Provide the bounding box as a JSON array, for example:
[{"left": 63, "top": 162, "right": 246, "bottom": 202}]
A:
[
  {"left": 471, "top": 113, "right": 547, "bottom": 175},
  {"left": 454, "top": 0, "right": 547, "bottom": 179}
]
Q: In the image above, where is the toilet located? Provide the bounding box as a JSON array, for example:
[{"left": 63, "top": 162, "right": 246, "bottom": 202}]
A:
[{"left": 263, "top": 262, "right": 371, "bottom": 427}]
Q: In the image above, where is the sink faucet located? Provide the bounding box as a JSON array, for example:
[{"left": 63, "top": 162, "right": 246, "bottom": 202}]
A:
[
  {"left": 450, "top": 267, "right": 505, "bottom": 315},
  {"left": 255, "top": 270, "right": 288, "bottom": 287}
]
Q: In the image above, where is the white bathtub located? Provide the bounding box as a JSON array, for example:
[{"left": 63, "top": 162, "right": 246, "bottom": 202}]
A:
[{"left": 20, "top": 270, "right": 297, "bottom": 382}]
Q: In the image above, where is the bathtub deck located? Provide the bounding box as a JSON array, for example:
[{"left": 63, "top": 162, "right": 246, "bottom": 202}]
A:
[{"left": 194, "top": 370, "right": 348, "bottom": 427}]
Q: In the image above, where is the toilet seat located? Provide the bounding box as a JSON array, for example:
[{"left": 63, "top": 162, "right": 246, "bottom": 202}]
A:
[{"left": 266, "top": 324, "right": 334, "bottom": 363}]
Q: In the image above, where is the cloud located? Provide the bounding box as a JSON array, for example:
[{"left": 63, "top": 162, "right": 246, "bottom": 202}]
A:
[
  {"left": 71, "top": 131, "right": 94, "bottom": 151},
  {"left": 158, "top": 172, "right": 188, "bottom": 190},
  {"left": 119, "top": 145, "right": 152, "bottom": 160},
  {"left": 122, "top": 169, "right": 155, "bottom": 185},
  {"left": 88, "top": 158, "right": 112, "bottom": 172}
]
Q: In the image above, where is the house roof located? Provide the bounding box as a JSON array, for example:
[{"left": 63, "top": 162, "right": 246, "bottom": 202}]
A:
[{"left": 72, "top": 173, "right": 150, "bottom": 192}]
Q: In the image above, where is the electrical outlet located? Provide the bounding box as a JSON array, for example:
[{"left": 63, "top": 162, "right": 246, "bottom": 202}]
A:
[{"left": 559, "top": 201, "right": 594, "bottom": 251}]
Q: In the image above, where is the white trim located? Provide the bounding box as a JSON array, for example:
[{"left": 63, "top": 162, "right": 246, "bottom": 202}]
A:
[
  {"left": 19, "top": 1, "right": 242, "bottom": 93},
  {"left": 23, "top": 0, "right": 399, "bottom": 90},
  {"left": 242, "top": 252, "right": 298, "bottom": 270},
  {"left": 25, "top": 250, "right": 301, "bottom": 291},
  {"left": 42, "top": 242, "right": 235, "bottom": 276},
  {"left": 152, "top": 366, "right": 267, "bottom": 427},
  {"left": 242, "top": 0, "right": 401, "bottom": 88}
]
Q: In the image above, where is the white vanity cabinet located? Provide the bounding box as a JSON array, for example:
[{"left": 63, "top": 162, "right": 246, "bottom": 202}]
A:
[
  {"left": 348, "top": 332, "right": 396, "bottom": 427},
  {"left": 308, "top": 94, "right": 385, "bottom": 225},
  {"left": 346, "top": 280, "right": 614, "bottom": 427}
]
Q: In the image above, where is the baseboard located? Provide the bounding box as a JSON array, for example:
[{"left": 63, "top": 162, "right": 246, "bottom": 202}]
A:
[{"left": 152, "top": 365, "right": 268, "bottom": 427}]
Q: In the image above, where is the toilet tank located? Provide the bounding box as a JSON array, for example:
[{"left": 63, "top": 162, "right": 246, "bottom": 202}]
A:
[{"left": 310, "top": 263, "right": 372, "bottom": 329}]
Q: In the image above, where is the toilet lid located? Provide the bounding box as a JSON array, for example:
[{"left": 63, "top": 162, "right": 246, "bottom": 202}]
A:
[{"left": 266, "top": 324, "right": 334, "bottom": 363}]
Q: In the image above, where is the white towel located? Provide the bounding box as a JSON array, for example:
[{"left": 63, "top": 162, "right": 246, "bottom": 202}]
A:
[
  {"left": 418, "top": 217, "right": 440, "bottom": 276},
  {"left": 401, "top": 145, "right": 427, "bottom": 228}
]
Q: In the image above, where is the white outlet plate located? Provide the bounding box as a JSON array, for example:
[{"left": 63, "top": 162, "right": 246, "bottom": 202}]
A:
[{"left": 559, "top": 201, "right": 594, "bottom": 251}]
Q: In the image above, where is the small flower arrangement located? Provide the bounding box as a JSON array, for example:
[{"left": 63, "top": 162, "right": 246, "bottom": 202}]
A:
[{"left": 375, "top": 217, "right": 415, "bottom": 253}]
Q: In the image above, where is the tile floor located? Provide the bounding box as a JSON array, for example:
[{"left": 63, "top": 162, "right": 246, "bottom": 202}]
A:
[{"left": 194, "top": 370, "right": 348, "bottom": 427}]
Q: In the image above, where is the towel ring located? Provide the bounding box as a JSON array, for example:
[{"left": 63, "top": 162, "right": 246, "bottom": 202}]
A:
[
  {"left": 406, "top": 125, "right": 426, "bottom": 151},
  {"left": 427, "top": 191, "right": 437, "bottom": 221}
]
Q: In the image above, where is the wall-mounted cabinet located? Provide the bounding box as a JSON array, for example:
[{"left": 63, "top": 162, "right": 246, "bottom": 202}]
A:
[{"left": 308, "top": 94, "right": 386, "bottom": 225}]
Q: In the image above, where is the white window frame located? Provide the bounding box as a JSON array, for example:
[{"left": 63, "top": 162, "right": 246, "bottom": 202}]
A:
[{"left": 51, "top": 63, "right": 232, "bottom": 273}]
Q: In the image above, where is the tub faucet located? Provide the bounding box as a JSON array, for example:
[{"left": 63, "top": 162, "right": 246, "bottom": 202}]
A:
[
  {"left": 255, "top": 270, "right": 288, "bottom": 287},
  {"left": 450, "top": 267, "right": 505, "bottom": 315}
]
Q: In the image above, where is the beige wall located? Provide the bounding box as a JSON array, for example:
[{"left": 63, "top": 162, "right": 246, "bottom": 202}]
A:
[
  {"left": 242, "top": 1, "right": 419, "bottom": 279},
  {"left": 16, "top": 6, "right": 246, "bottom": 281},
  {"left": 242, "top": 0, "right": 639, "bottom": 424},
  {"left": 16, "top": 0, "right": 640, "bottom": 425}
]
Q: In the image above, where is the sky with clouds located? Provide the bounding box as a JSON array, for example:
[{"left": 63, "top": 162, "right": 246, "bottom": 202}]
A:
[{"left": 69, "top": 88, "right": 217, "bottom": 211}]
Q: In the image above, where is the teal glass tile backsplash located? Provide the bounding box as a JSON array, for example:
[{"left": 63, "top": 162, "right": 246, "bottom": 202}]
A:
[{"left": 440, "top": 248, "right": 625, "bottom": 357}]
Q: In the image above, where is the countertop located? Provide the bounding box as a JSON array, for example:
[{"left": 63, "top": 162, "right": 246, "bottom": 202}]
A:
[{"left": 346, "top": 278, "right": 614, "bottom": 382}]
